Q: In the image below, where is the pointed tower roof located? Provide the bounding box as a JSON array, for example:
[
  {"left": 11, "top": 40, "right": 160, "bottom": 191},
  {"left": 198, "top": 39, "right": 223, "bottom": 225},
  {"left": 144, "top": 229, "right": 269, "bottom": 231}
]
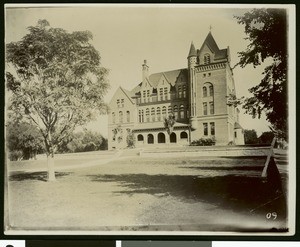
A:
[{"left": 187, "top": 42, "right": 197, "bottom": 57}]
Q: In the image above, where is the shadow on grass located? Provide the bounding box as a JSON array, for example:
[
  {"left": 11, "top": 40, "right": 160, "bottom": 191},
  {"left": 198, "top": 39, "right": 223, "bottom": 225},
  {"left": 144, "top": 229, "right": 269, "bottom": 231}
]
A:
[
  {"left": 87, "top": 161, "right": 286, "bottom": 219},
  {"left": 180, "top": 166, "right": 264, "bottom": 171},
  {"left": 9, "top": 171, "right": 72, "bottom": 182}
]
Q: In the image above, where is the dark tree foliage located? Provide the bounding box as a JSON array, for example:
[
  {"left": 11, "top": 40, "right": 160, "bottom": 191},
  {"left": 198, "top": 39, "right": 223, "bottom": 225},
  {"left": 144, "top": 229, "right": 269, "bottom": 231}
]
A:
[
  {"left": 244, "top": 129, "right": 259, "bottom": 145},
  {"left": 6, "top": 121, "right": 44, "bottom": 160},
  {"left": 234, "top": 8, "right": 288, "bottom": 139},
  {"left": 258, "top": 131, "right": 275, "bottom": 144}
]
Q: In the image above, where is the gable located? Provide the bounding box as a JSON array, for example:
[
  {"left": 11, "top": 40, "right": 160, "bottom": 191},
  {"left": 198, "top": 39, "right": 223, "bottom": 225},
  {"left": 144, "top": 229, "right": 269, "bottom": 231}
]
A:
[{"left": 109, "top": 86, "right": 134, "bottom": 110}]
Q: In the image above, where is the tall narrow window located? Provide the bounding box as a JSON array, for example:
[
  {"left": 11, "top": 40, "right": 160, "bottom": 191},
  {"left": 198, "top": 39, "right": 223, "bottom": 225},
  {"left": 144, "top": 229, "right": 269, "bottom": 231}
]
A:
[
  {"left": 138, "top": 110, "right": 141, "bottom": 122},
  {"left": 159, "top": 88, "right": 163, "bottom": 101},
  {"left": 203, "top": 87, "right": 207, "bottom": 97},
  {"left": 168, "top": 105, "right": 172, "bottom": 115},
  {"left": 204, "top": 54, "right": 211, "bottom": 64},
  {"left": 203, "top": 123, "right": 208, "bottom": 136},
  {"left": 119, "top": 111, "right": 123, "bottom": 123},
  {"left": 112, "top": 112, "right": 115, "bottom": 123},
  {"left": 209, "top": 85, "right": 214, "bottom": 96},
  {"left": 143, "top": 91, "right": 146, "bottom": 103},
  {"left": 157, "top": 107, "right": 161, "bottom": 121},
  {"left": 183, "top": 85, "right": 187, "bottom": 98},
  {"left": 126, "top": 111, "right": 130, "bottom": 122},
  {"left": 210, "top": 122, "right": 215, "bottom": 135},
  {"left": 117, "top": 99, "right": 120, "bottom": 107},
  {"left": 121, "top": 99, "right": 124, "bottom": 107},
  {"left": 146, "top": 108, "right": 150, "bottom": 122},
  {"left": 209, "top": 102, "right": 214, "bottom": 114},
  {"left": 164, "top": 87, "right": 168, "bottom": 100},
  {"left": 147, "top": 90, "right": 150, "bottom": 102},
  {"left": 151, "top": 107, "right": 155, "bottom": 122},
  {"left": 178, "top": 86, "right": 182, "bottom": 98},
  {"left": 174, "top": 105, "right": 178, "bottom": 119},
  {"left": 162, "top": 106, "right": 167, "bottom": 118},
  {"left": 203, "top": 103, "right": 207, "bottom": 115},
  {"left": 141, "top": 110, "right": 144, "bottom": 122},
  {"left": 180, "top": 104, "right": 184, "bottom": 119}
]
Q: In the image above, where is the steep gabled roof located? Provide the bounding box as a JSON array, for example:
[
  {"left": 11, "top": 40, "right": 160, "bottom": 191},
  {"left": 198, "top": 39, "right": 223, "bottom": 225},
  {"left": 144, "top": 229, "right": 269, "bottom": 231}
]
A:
[
  {"left": 148, "top": 68, "right": 188, "bottom": 88},
  {"left": 200, "top": 32, "right": 219, "bottom": 53},
  {"left": 120, "top": 86, "right": 135, "bottom": 104},
  {"left": 199, "top": 32, "right": 228, "bottom": 60}
]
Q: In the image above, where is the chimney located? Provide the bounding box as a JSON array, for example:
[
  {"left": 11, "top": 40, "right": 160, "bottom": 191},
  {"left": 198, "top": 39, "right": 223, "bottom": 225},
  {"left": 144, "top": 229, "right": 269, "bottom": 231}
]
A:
[{"left": 142, "top": 59, "right": 149, "bottom": 81}]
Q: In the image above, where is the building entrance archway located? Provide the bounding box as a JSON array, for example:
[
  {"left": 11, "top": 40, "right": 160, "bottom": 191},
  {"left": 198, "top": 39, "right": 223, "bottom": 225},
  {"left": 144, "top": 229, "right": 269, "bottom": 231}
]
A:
[
  {"left": 158, "top": 132, "right": 166, "bottom": 143},
  {"left": 147, "top": 134, "right": 154, "bottom": 144},
  {"left": 170, "top": 132, "right": 177, "bottom": 143}
]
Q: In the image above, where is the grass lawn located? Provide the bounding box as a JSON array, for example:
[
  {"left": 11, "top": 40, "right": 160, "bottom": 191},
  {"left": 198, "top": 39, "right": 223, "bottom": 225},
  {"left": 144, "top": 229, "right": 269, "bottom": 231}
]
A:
[{"left": 6, "top": 154, "right": 288, "bottom": 233}]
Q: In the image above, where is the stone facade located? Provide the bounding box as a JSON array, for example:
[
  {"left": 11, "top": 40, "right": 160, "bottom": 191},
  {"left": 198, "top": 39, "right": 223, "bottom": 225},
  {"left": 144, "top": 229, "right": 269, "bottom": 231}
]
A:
[{"left": 108, "top": 32, "right": 244, "bottom": 149}]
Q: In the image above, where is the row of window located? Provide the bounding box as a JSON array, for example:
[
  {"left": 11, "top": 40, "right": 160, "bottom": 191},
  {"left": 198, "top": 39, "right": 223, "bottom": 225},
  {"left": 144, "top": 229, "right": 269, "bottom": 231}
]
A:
[
  {"left": 112, "top": 111, "right": 130, "bottom": 124},
  {"left": 141, "top": 86, "right": 187, "bottom": 103},
  {"left": 203, "top": 122, "right": 215, "bottom": 136},
  {"left": 138, "top": 105, "right": 187, "bottom": 123}
]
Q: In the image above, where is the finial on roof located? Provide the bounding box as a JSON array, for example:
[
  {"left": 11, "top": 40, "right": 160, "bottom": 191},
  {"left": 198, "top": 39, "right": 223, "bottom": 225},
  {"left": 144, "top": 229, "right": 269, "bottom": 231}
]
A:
[
  {"left": 188, "top": 41, "right": 197, "bottom": 58},
  {"left": 209, "top": 25, "right": 213, "bottom": 32}
]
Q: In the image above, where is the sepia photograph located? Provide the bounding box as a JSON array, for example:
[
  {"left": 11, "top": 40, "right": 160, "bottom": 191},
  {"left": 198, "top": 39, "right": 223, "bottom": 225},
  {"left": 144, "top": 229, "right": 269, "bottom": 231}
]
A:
[{"left": 4, "top": 4, "right": 296, "bottom": 235}]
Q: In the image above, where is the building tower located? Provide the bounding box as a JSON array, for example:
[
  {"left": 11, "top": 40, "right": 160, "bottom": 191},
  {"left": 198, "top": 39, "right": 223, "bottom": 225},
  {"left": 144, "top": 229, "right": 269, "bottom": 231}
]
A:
[{"left": 187, "top": 42, "right": 198, "bottom": 130}]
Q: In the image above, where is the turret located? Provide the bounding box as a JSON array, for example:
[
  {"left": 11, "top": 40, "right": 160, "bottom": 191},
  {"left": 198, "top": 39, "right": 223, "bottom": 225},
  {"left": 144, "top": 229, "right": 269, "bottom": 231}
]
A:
[
  {"left": 142, "top": 59, "right": 149, "bottom": 81},
  {"left": 187, "top": 42, "right": 197, "bottom": 68}
]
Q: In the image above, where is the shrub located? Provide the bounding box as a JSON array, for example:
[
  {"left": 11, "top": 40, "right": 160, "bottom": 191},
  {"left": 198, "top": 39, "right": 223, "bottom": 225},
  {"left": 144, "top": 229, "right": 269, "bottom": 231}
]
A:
[
  {"left": 190, "top": 137, "right": 216, "bottom": 146},
  {"left": 8, "top": 150, "right": 23, "bottom": 161}
]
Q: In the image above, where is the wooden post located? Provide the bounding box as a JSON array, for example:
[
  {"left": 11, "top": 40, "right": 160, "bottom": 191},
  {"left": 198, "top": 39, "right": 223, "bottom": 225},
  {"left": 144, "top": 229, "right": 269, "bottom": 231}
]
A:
[{"left": 261, "top": 137, "right": 277, "bottom": 178}]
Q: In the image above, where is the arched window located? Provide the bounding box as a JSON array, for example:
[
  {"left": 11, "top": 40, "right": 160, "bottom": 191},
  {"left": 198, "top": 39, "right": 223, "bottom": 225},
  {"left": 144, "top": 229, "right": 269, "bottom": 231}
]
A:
[
  {"left": 151, "top": 107, "right": 155, "bottom": 122},
  {"left": 203, "top": 87, "right": 207, "bottom": 97},
  {"left": 204, "top": 53, "right": 211, "bottom": 64},
  {"left": 126, "top": 111, "right": 130, "bottom": 122},
  {"left": 146, "top": 108, "right": 150, "bottom": 122},
  {"left": 119, "top": 111, "right": 123, "bottom": 123},
  {"left": 173, "top": 105, "right": 178, "bottom": 119},
  {"left": 112, "top": 112, "right": 115, "bottom": 124},
  {"left": 157, "top": 107, "right": 161, "bottom": 121},
  {"left": 180, "top": 104, "right": 184, "bottom": 119}
]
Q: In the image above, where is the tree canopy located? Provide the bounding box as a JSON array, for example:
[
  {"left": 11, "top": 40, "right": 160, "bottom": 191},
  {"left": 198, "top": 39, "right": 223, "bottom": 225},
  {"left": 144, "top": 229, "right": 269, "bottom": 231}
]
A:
[
  {"left": 234, "top": 8, "right": 288, "bottom": 139},
  {"left": 6, "top": 19, "right": 109, "bottom": 180}
]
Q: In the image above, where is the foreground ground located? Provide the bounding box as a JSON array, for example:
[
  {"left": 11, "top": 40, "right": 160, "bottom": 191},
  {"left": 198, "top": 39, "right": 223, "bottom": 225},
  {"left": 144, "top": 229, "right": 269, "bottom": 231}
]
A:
[{"left": 6, "top": 149, "right": 288, "bottom": 233}]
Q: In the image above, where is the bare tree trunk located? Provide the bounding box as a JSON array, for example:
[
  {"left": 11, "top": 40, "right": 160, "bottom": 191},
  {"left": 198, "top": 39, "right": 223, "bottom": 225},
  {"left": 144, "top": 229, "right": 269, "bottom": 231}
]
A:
[
  {"left": 47, "top": 152, "right": 56, "bottom": 181},
  {"left": 45, "top": 131, "right": 56, "bottom": 181}
]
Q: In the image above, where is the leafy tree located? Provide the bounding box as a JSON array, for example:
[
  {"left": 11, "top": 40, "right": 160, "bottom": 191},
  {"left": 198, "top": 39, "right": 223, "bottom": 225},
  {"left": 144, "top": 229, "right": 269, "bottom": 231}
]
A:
[
  {"left": 233, "top": 8, "right": 287, "bottom": 140},
  {"left": 6, "top": 120, "right": 44, "bottom": 161},
  {"left": 6, "top": 20, "right": 109, "bottom": 180},
  {"left": 126, "top": 129, "right": 135, "bottom": 148},
  {"left": 163, "top": 114, "right": 176, "bottom": 141},
  {"left": 244, "top": 129, "right": 258, "bottom": 145},
  {"left": 57, "top": 130, "right": 107, "bottom": 153}
]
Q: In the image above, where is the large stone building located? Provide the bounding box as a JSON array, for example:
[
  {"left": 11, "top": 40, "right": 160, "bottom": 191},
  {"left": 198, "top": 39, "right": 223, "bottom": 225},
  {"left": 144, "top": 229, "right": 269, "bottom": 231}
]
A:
[{"left": 108, "top": 32, "right": 244, "bottom": 149}]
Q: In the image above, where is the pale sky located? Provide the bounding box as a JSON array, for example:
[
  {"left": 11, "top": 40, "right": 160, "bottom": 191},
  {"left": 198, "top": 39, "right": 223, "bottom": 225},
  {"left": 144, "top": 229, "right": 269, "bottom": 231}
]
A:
[{"left": 5, "top": 4, "right": 293, "bottom": 137}]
